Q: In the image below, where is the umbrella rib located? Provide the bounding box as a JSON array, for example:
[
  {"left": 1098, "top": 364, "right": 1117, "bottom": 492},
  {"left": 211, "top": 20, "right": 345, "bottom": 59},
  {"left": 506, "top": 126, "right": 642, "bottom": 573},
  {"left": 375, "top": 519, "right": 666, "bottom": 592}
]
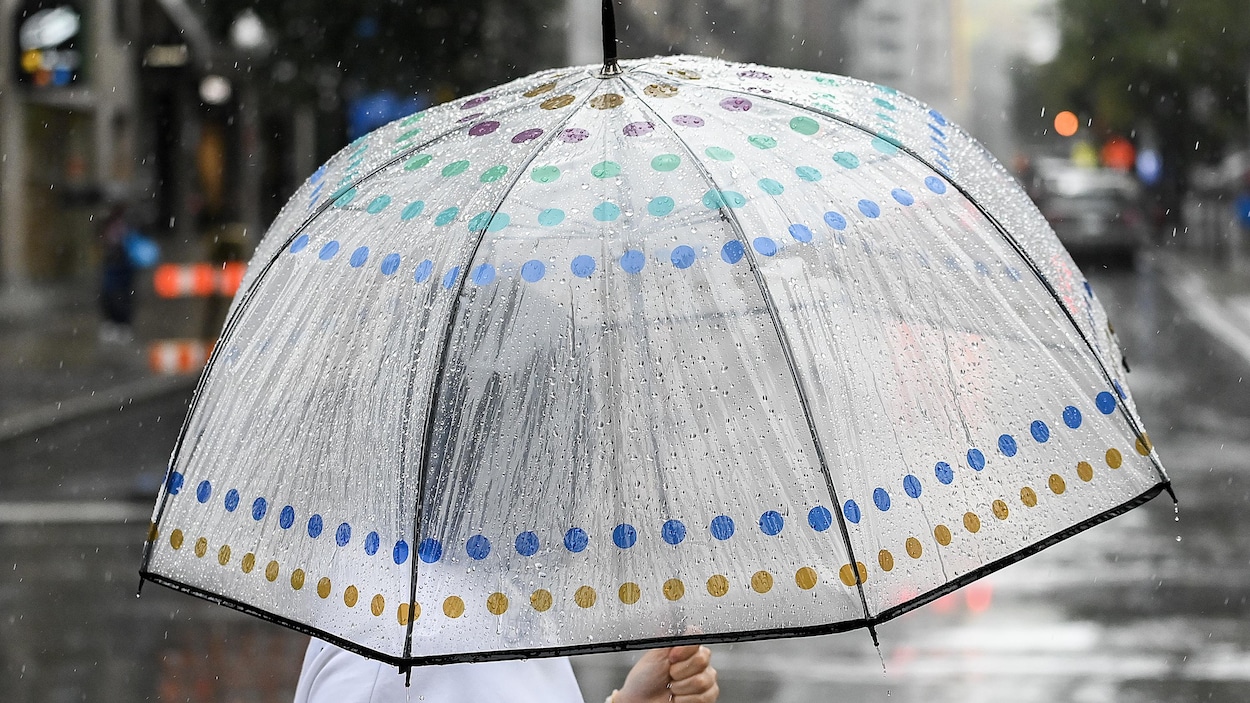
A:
[{"left": 619, "top": 78, "right": 880, "bottom": 640}]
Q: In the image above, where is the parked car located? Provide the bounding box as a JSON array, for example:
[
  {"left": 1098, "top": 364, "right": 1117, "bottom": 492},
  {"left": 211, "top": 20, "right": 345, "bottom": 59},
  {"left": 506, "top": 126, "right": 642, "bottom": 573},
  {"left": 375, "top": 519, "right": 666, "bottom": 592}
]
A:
[{"left": 1030, "top": 161, "right": 1151, "bottom": 260}]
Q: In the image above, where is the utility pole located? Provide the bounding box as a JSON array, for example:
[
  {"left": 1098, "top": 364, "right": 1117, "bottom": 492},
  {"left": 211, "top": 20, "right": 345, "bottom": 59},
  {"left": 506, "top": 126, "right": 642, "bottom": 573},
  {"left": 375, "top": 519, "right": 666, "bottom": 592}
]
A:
[{"left": 0, "top": 0, "right": 30, "bottom": 294}]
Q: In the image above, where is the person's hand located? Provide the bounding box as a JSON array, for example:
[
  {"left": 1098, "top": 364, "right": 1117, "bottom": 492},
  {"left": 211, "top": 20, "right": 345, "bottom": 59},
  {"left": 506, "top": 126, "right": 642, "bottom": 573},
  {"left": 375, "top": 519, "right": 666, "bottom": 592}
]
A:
[{"left": 613, "top": 645, "right": 718, "bottom": 703}]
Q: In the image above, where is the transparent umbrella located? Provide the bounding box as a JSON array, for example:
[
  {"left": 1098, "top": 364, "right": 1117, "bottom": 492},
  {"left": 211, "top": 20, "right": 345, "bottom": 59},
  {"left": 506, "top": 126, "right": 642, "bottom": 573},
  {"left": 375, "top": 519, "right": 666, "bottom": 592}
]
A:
[{"left": 139, "top": 7, "right": 1172, "bottom": 670}]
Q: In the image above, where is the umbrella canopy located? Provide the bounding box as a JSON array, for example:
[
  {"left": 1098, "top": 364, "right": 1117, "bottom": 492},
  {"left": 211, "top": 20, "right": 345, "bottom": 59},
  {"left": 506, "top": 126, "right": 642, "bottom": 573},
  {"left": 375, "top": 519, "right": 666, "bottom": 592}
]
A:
[{"left": 140, "top": 53, "right": 1171, "bottom": 667}]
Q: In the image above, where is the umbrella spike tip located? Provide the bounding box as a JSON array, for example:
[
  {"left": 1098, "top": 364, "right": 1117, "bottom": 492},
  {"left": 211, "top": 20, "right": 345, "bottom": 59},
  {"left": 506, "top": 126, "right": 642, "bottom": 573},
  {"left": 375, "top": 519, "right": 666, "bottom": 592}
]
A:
[{"left": 403, "top": 665, "right": 412, "bottom": 686}]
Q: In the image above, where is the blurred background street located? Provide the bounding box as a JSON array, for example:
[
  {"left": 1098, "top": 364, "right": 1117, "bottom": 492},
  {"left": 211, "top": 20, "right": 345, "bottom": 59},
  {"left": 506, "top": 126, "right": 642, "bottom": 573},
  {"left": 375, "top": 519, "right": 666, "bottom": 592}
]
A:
[{"left": 2, "top": 0, "right": 1250, "bottom": 701}]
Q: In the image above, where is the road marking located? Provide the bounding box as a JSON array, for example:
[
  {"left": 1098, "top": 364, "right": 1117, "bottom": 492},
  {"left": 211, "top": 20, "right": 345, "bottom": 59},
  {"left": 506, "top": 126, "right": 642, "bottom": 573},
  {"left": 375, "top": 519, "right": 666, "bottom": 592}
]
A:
[
  {"left": 1164, "top": 267, "right": 1250, "bottom": 368},
  {"left": 0, "top": 501, "right": 150, "bottom": 524}
]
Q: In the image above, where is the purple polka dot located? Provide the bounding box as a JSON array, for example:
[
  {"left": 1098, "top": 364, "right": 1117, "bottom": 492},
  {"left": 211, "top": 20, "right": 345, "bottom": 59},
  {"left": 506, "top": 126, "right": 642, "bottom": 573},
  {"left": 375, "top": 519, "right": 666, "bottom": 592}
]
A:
[
  {"left": 462, "top": 95, "right": 491, "bottom": 109},
  {"left": 720, "top": 96, "right": 752, "bottom": 112},
  {"left": 469, "top": 121, "right": 500, "bottom": 137},
  {"left": 559, "top": 128, "right": 589, "bottom": 143},
  {"left": 672, "top": 114, "right": 705, "bottom": 127},
  {"left": 457, "top": 112, "right": 483, "bottom": 123},
  {"left": 511, "top": 128, "right": 544, "bottom": 144},
  {"left": 623, "top": 121, "right": 655, "bottom": 137},
  {"left": 739, "top": 70, "right": 773, "bottom": 80}
]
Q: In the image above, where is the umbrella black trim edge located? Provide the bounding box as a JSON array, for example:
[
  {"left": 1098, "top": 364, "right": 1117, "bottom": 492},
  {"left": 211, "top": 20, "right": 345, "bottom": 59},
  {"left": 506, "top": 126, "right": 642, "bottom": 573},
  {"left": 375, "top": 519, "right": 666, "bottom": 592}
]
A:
[{"left": 138, "top": 479, "right": 1168, "bottom": 669}]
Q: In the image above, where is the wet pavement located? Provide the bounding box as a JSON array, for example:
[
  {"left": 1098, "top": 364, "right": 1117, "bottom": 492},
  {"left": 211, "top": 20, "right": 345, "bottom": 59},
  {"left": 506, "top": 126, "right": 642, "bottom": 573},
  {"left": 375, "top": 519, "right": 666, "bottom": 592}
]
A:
[{"left": 2, "top": 257, "right": 1248, "bottom": 702}]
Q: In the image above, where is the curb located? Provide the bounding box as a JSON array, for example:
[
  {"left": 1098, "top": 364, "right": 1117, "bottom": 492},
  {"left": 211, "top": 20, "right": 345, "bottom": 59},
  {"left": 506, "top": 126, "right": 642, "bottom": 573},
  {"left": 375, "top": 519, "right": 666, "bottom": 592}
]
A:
[{"left": 0, "top": 373, "right": 197, "bottom": 444}]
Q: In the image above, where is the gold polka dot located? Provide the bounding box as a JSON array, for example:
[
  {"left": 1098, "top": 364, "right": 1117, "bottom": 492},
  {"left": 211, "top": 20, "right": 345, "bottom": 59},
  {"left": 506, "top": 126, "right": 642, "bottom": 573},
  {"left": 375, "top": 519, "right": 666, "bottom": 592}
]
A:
[
  {"left": 487, "top": 592, "right": 508, "bottom": 615},
  {"left": 667, "top": 68, "right": 701, "bottom": 80},
  {"left": 992, "top": 500, "right": 1009, "bottom": 520},
  {"left": 618, "top": 582, "right": 641, "bottom": 605},
  {"left": 344, "top": 586, "right": 358, "bottom": 607},
  {"left": 878, "top": 550, "right": 895, "bottom": 572},
  {"left": 316, "top": 577, "right": 331, "bottom": 599},
  {"left": 169, "top": 529, "right": 184, "bottom": 550},
  {"left": 1021, "top": 486, "right": 1038, "bottom": 507},
  {"left": 751, "top": 570, "right": 774, "bottom": 594},
  {"left": 963, "top": 512, "right": 982, "bottom": 533},
  {"left": 290, "top": 569, "right": 305, "bottom": 590},
  {"left": 371, "top": 594, "right": 386, "bottom": 617},
  {"left": 193, "top": 537, "right": 207, "bottom": 558},
  {"left": 935, "top": 524, "right": 952, "bottom": 545},
  {"left": 644, "top": 83, "right": 678, "bottom": 98},
  {"left": 398, "top": 602, "right": 416, "bottom": 625},
  {"left": 147, "top": 523, "right": 159, "bottom": 542},
  {"left": 442, "top": 595, "right": 464, "bottom": 618},
  {"left": 524, "top": 81, "right": 556, "bottom": 97},
  {"left": 589, "top": 94, "right": 624, "bottom": 110},
  {"left": 1049, "top": 473, "right": 1067, "bottom": 494},
  {"left": 706, "top": 575, "right": 729, "bottom": 598},
  {"left": 1136, "top": 434, "right": 1153, "bottom": 455},
  {"left": 839, "top": 562, "right": 868, "bottom": 587},
  {"left": 1077, "top": 461, "right": 1094, "bottom": 482},
  {"left": 574, "top": 586, "right": 597, "bottom": 608},
  {"left": 241, "top": 553, "right": 256, "bottom": 573},
  {"left": 265, "top": 560, "right": 279, "bottom": 582},
  {"left": 905, "top": 537, "right": 923, "bottom": 559},
  {"left": 795, "top": 567, "right": 818, "bottom": 590},
  {"left": 530, "top": 589, "right": 553, "bottom": 612},
  {"left": 217, "top": 545, "right": 231, "bottom": 565},
  {"left": 540, "top": 94, "right": 575, "bottom": 110},
  {"left": 1106, "top": 448, "right": 1123, "bottom": 469},
  {"left": 663, "top": 578, "right": 686, "bottom": 601}
]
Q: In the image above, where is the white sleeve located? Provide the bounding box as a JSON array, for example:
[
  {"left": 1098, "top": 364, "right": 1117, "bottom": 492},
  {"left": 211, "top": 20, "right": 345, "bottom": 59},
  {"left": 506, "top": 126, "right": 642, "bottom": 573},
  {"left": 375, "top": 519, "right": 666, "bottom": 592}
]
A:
[{"left": 293, "top": 638, "right": 388, "bottom": 703}]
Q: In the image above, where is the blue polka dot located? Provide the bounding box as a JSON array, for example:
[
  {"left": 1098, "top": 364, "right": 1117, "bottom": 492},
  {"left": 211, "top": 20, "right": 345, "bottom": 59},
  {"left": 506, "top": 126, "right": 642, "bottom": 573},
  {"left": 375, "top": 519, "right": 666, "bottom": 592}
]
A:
[
  {"left": 224, "top": 489, "right": 240, "bottom": 512},
  {"left": 521, "top": 260, "right": 546, "bottom": 282},
  {"left": 648, "top": 196, "right": 675, "bottom": 217},
  {"left": 753, "top": 237, "right": 777, "bottom": 256},
  {"left": 307, "top": 514, "right": 323, "bottom": 538},
  {"left": 721, "top": 240, "right": 745, "bottom": 264},
  {"left": 1063, "top": 405, "right": 1083, "bottom": 429},
  {"left": 758, "top": 178, "right": 785, "bottom": 195},
  {"left": 593, "top": 202, "right": 621, "bottom": 222},
  {"left": 414, "top": 260, "right": 433, "bottom": 283},
  {"left": 538, "top": 208, "right": 565, "bottom": 227},
  {"left": 564, "top": 528, "right": 589, "bottom": 553},
  {"left": 335, "top": 522, "right": 352, "bottom": 547},
  {"left": 401, "top": 201, "right": 425, "bottom": 220},
  {"left": 364, "top": 531, "right": 380, "bottom": 556},
  {"left": 903, "top": 474, "right": 922, "bottom": 499},
  {"left": 1031, "top": 420, "right": 1050, "bottom": 443},
  {"left": 935, "top": 461, "right": 954, "bottom": 484},
  {"left": 279, "top": 505, "right": 295, "bottom": 529},
  {"left": 380, "top": 253, "right": 401, "bottom": 276},
  {"left": 393, "top": 540, "right": 409, "bottom": 564},
  {"left": 968, "top": 448, "right": 986, "bottom": 470},
  {"left": 671, "top": 245, "right": 696, "bottom": 269},
  {"left": 873, "top": 487, "right": 891, "bottom": 511},
  {"left": 808, "top": 506, "right": 833, "bottom": 531},
  {"left": 612, "top": 523, "right": 637, "bottom": 549},
  {"left": 824, "top": 211, "right": 847, "bottom": 230},
  {"left": 891, "top": 188, "right": 914, "bottom": 206},
  {"left": 251, "top": 497, "right": 267, "bottom": 521},
  {"left": 1096, "top": 391, "right": 1116, "bottom": 414},
  {"left": 620, "top": 250, "right": 645, "bottom": 273},
  {"left": 1114, "top": 380, "right": 1127, "bottom": 399},
  {"left": 999, "top": 434, "right": 1018, "bottom": 457},
  {"left": 349, "top": 246, "right": 369, "bottom": 268},
  {"left": 789, "top": 224, "right": 813, "bottom": 243},
  {"left": 796, "top": 166, "right": 822, "bottom": 182},
  {"left": 466, "top": 535, "right": 491, "bottom": 560},
  {"left": 442, "top": 266, "right": 460, "bottom": 289},
  {"left": 1084, "top": 281, "right": 1095, "bottom": 298},
  {"left": 571, "top": 255, "right": 596, "bottom": 278},
  {"left": 975, "top": 261, "right": 992, "bottom": 277},
  {"left": 925, "top": 176, "right": 947, "bottom": 194},
  {"left": 289, "top": 235, "right": 309, "bottom": 253},
  {"left": 418, "top": 538, "right": 443, "bottom": 563},
  {"left": 662, "top": 519, "right": 687, "bottom": 545},
  {"left": 843, "top": 500, "right": 861, "bottom": 524},
  {"left": 435, "top": 207, "right": 459, "bottom": 226},
  {"left": 710, "top": 515, "right": 736, "bottom": 540},
  {"left": 515, "top": 531, "right": 539, "bottom": 556},
  {"left": 471, "top": 263, "right": 496, "bottom": 285},
  {"left": 929, "top": 109, "right": 948, "bottom": 126},
  {"left": 759, "top": 510, "right": 784, "bottom": 535},
  {"left": 858, "top": 200, "right": 881, "bottom": 218},
  {"left": 318, "top": 241, "right": 340, "bottom": 260},
  {"left": 195, "top": 479, "right": 210, "bottom": 503}
]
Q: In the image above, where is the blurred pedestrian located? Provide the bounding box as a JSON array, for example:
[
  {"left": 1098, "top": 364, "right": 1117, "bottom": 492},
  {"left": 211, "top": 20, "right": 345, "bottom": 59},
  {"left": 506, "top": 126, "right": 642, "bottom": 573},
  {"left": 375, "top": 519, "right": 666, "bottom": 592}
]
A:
[{"left": 98, "top": 204, "right": 135, "bottom": 343}]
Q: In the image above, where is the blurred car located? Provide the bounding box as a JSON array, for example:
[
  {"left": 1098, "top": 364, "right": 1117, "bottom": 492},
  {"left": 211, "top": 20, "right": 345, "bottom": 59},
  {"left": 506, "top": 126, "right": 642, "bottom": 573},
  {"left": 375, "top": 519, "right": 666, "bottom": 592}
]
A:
[{"left": 1030, "top": 160, "right": 1151, "bottom": 260}]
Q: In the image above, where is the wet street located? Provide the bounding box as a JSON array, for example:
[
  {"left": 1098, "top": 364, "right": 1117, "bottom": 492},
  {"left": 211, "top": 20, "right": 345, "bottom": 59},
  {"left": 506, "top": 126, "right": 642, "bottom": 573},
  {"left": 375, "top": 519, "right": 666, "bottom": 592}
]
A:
[{"left": 2, "top": 259, "right": 1248, "bottom": 703}]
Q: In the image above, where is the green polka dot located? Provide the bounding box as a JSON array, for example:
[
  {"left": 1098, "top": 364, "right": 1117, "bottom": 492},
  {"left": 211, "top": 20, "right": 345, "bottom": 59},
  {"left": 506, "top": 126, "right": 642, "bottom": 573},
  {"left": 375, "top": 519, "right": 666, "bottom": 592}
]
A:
[
  {"left": 651, "top": 154, "right": 681, "bottom": 171},
  {"left": 796, "top": 166, "right": 822, "bottom": 182},
  {"left": 366, "top": 195, "right": 392, "bottom": 214},
  {"left": 833, "top": 152, "right": 860, "bottom": 169},
  {"left": 332, "top": 187, "right": 357, "bottom": 208},
  {"left": 400, "top": 112, "right": 425, "bottom": 127},
  {"left": 442, "top": 160, "right": 470, "bottom": 177},
  {"left": 748, "top": 135, "right": 777, "bottom": 149},
  {"left": 401, "top": 201, "right": 425, "bottom": 221},
  {"left": 758, "top": 178, "right": 784, "bottom": 195},
  {"left": 531, "top": 165, "right": 561, "bottom": 183},
  {"left": 480, "top": 165, "right": 508, "bottom": 183},
  {"left": 789, "top": 116, "right": 819, "bottom": 135},
  {"left": 591, "top": 161, "right": 622, "bottom": 179},
  {"left": 395, "top": 128, "right": 421, "bottom": 143},
  {"left": 404, "top": 154, "right": 432, "bottom": 171},
  {"left": 435, "top": 207, "right": 459, "bottom": 226},
  {"left": 704, "top": 146, "right": 735, "bottom": 161},
  {"left": 648, "top": 196, "right": 675, "bottom": 216},
  {"left": 872, "top": 136, "right": 900, "bottom": 155}
]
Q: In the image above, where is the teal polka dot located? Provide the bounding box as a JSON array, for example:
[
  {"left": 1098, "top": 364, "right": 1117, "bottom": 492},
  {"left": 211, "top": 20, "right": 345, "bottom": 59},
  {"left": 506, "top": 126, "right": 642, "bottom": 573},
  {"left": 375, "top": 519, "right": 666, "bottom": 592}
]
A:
[
  {"left": 468, "top": 211, "right": 510, "bottom": 232},
  {"left": 703, "top": 190, "right": 746, "bottom": 209},
  {"left": 758, "top": 178, "right": 784, "bottom": 195},
  {"left": 531, "top": 165, "right": 561, "bottom": 183},
  {"left": 592, "top": 161, "right": 622, "bottom": 178},
  {"left": 648, "top": 196, "right": 675, "bottom": 216},
  {"left": 651, "top": 154, "right": 681, "bottom": 171},
  {"left": 467, "top": 212, "right": 491, "bottom": 231},
  {"left": 833, "top": 152, "right": 860, "bottom": 169},
  {"left": 789, "top": 116, "right": 819, "bottom": 135},
  {"left": 366, "top": 195, "right": 392, "bottom": 214},
  {"left": 704, "top": 146, "right": 735, "bottom": 161},
  {"left": 480, "top": 165, "right": 508, "bottom": 183},
  {"left": 435, "top": 207, "right": 459, "bottom": 226},
  {"left": 871, "top": 136, "right": 900, "bottom": 155},
  {"left": 593, "top": 202, "right": 621, "bottom": 221},
  {"left": 538, "top": 208, "right": 565, "bottom": 226},
  {"left": 404, "top": 154, "right": 432, "bottom": 171},
  {"left": 873, "top": 97, "right": 896, "bottom": 110},
  {"left": 796, "top": 166, "right": 822, "bottom": 182},
  {"left": 395, "top": 128, "right": 421, "bottom": 143},
  {"left": 401, "top": 201, "right": 425, "bottom": 221},
  {"left": 400, "top": 112, "right": 425, "bottom": 127},
  {"left": 487, "top": 213, "right": 509, "bottom": 231},
  {"left": 332, "top": 188, "right": 357, "bottom": 208},
  {"left": 442, "top": 160, "right": 470, "bottom": 177},
  {"left": 748, "top": 135, "right": 777, "bottom": 149}
]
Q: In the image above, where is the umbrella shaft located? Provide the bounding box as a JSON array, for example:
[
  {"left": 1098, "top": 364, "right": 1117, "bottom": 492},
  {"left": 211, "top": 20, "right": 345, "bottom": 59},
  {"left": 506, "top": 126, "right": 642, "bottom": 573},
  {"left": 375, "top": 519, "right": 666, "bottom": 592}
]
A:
[{"left": 600, "top": 0, "right": 621, "bottom": 76}]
